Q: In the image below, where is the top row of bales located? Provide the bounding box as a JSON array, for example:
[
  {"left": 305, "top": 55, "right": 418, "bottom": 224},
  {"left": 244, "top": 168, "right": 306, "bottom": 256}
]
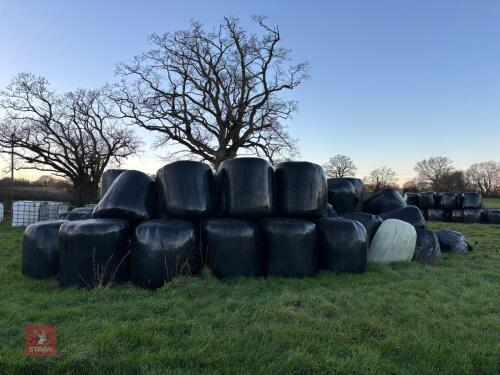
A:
[{"left": 96, "top": 158, "right": 330, "bottom": 225}]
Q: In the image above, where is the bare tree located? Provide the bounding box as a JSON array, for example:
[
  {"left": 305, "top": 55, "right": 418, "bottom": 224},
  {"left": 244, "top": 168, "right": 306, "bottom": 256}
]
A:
[
  {"left": 112, "top": 16, "right": 308, "bottom": 168},
  {"left": 364, "top": 166, "right": 398, "bottom": 192},
  {"left": 0, "top": 73, "right": 141, "bottom": 205},
  {"left": 466, "top": 161, "right": 500, "bottom": 196},
  {"left": 414, "top": 156, "right": 454, "bottom": 191},
  {"left": 323, "top": 154, "right": 357, "bottom": 178}
]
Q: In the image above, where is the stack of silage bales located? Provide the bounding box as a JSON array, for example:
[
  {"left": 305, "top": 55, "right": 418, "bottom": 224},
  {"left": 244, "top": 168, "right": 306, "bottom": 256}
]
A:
[
  {"left": 403, "top": 191, "right": 494, "bottom": 224},
  {"left": 21, "top": 158, "right": 472, "bottom": 290}
]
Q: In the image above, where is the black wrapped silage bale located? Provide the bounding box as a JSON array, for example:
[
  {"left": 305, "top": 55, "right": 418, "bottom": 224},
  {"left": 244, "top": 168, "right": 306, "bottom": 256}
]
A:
[
  {"left": 379, "top": 205, "right": 426, "bottom": 227},
  {"left": 156, "top": 161, "right": 216, "bottom": 219},
  {"left": 345, "top": 178, "right": 364, "bottom": 211},
  {"left": 413, "top": 227, "right": 442, "bottom": 264},
  {"left": 93, "top": 170, "right": 156, "bottom": 227},
  {"left": 434, "top": 192, "right": 442, "bottom": 207},
  {"left": 316, "top": 217, "right": 367, "bottom": 273},
  {"left": 485, "top": 209, "right": 500, "bottom": 224},
  {"left": 404, "top": 192, "right": 419, "bottom": 207},
  {"left": 322, "top": 203, "right": 338, "bottom": 218},
  {"left": 435, "top": 230, "right": 471, "bottom": 253},
  {"left": 438, "top": 192, "right": 459, "bottom": 211},
  {"left": 327, "top": 178, "right": 358, "bottom": 215},
  {"left": 426, "top": 208, "right": 449, "bottom": 222},
  {"left": 341, "top": 212, "right": 383, "bottom": 243},
  {"left": 275, "top": 161, "right": 327, "bottom": 218},
  {"left": 22, "top": 220, "right": 67, "bottom": 279},
  {"left": 462, "top": 192, "right": 482, "bottom": 209},
  {"left": 260, "top": 218, "right": 317, "bottom": 277},
  {"left": 450, "top": 209, "right": 464, "bottom": 223},
  {"left": 429, "top": 208, "right": 450, "bottom": 221},
  {"left": 59, "top": 219, "right": 130, "bottom": 288},
  {"left": 60, "top": 207, "right": 93, "bottom": 221},
  {"left": 202, "top": 218, "right": 261, "bottom": 278},
  {"left": 131, "top": 219, "right": 199, "bottom": 289},
  {"left": 362, "top": 189, "right": 406, "bottom": 215},
  {"left": 419, "top": 192, "right": 436, "bottom": 210},
  {"left": 218, "top": 158, "right": 275, "bottom": 219},
  {"left": 463, "top": 209, "right": 484, "bottom": 224},
  {"left": 101, "top": 169, "right": 126, "bottom": 198}
]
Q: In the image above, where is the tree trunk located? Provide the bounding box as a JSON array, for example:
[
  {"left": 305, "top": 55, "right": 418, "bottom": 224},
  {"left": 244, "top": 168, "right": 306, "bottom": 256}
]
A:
[{"left": 72, "top": 177, "right": 99, "bottom": 206}]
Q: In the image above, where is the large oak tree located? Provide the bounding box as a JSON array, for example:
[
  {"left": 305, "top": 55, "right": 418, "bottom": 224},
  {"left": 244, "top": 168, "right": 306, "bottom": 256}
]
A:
[
  {"left": 112, "top": 16, "right": 308, "bottom": 168},
  {"left": 0, "top": 73, "right": 141, "bottom": 204}
]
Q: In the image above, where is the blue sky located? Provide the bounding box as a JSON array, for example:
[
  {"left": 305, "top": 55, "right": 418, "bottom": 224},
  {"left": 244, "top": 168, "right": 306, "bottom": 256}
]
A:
[{"left": 1, "top": 0, "right": 499, "bottom": 183}]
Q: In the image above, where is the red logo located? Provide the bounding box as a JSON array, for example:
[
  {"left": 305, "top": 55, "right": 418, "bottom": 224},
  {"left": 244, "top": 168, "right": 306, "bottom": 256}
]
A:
[{"left": 24, "top": 325, "right": 57, "bottom": 357}]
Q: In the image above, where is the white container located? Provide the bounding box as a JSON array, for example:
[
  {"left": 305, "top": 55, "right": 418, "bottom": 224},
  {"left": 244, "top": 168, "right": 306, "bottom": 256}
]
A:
[
  {"left": 12, "top": 201, "right": 48, "bottom": 227},
  {"left": 39, "top": 201, "right": 70, "bottom": 220}
]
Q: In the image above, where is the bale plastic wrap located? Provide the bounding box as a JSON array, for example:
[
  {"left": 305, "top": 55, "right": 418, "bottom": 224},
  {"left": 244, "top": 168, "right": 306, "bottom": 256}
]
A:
[
  {"left": 101, "top": 169, "right": 126, "bottom": 198},
  {"left": 462, "top": 193, "right": 482, "bottom": 209},
  {"left": 438, "top": 192, "right": 459, "bottom": 210},
  {"left": 367, "top": 219, "right": 416, "bottom": 263},
  {"left": 426, "top": 208, "right": 449, "bottom": 222},
  {"left": 362, "top": 189, "right": 406, "bottom": 215},
  {"left": 413, "top": 227, "right": 442, "bottom": 264},
  {"left": 60, "top": 207, "right": 93, "bottom": 221},
  {"left": 345, "top": 178, "right": 364, "bottom": 211},
  {"left": 316, "top": 217, "right": 367, "bottom": 273},
  {"left": 275, "top": 161, "right": 327, "bottom": 218},
  {"left": 485, "top": 209, "right": 500, "bottom": 224},
  {"left": 463, "top": 209, "right": 484, "bottom": 224},
  {"left": 379, "top": 205, "right": 426, "bottom": 227},
  {"left": 434, "top": 192, "right": 442, "bottom": 207},
  {"left": 327, "top": 178, "right": 358, "bottom": 215},
  {"left": 435, "top": 230, "right": 471, "bottom": 253},
  {"left": 202, "top": 218, "right": 261, "bottom": 278},
  {"left": 341, "top": 212, "right": 383, "bottom": 243},
  {"left": 419, "top": 192, "right": 436, "bottom": 210},
  {"left": 22, "top": 220, "right": 67, "bottom": 279},
  {"left": 404, "top": 192, "right": 419, "bottom": 207},
  {"left": 218, "top": 158, "right": 275, "bottom": 218},
  {"left": 260, "top": 218, "right": 317, "bottom": 277},
  {"left": 59, "top": 219, "right": 130, "bottom": 287},
  {"left": 450, "top": 209, "right": 464, "bottom": 223},
  {"left": 131, "top": 219, "right": 199, "bottom": 289},
  {"left": 321, "top": 203, "right": 338, "bottom": 218},
  {"left": 156, "top": 161, "right": 216, "bottom": 219},
  {"left": 93, "top": 170, "right": 156, "bottom": 226}
]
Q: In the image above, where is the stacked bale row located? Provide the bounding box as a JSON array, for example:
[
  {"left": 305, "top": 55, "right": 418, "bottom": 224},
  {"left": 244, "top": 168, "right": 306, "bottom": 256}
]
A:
[
  {"left": 22, "top": 159, "right": 371, "bottom": 289},
  {"left": 403, "top": 191, "right": 498, "bottom": 224},
  {"left": 21, "top": 159, "right": 473, "bottom": 290}
]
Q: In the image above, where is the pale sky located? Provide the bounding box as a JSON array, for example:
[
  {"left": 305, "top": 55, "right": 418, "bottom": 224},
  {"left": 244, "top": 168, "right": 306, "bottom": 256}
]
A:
[{"left": 1, "top": 0, "right": 500, "bottom": 184}]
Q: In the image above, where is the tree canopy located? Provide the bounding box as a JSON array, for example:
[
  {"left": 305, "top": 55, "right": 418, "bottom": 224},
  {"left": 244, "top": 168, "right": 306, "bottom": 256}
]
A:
[{"left": 112, "top": 16, "right": 308, "bottom": 168}]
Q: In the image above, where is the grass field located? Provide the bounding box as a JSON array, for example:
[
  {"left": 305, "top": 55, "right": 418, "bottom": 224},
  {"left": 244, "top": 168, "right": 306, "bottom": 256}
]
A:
[
  {"left": 483, "top": 197, "right": 500, "bottom": 209},
  {"left": 1, "top": 221, "right": 500, "bottom": 374}
]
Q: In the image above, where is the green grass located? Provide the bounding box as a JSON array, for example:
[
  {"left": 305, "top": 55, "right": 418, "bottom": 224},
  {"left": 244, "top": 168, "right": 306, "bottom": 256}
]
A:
[
  {"left": 483, "top": 197, "right": 500, "bottom": 209},
  {"left": 1, "top": 221, "right": 500, "bottom": 374}
]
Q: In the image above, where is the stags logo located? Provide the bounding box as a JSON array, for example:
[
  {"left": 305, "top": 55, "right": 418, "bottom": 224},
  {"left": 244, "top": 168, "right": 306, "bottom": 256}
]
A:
[{"left": 24, "top": 325, "right": 57, "bottom": 357}]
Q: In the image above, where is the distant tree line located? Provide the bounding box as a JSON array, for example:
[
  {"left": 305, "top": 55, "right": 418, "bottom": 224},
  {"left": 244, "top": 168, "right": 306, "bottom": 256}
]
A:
[
  {"left": 404, "top": 157, "right": 500, "bottom": 196},
  {"left": 323, "top": 154, "right": 500, "bottom": 196}
]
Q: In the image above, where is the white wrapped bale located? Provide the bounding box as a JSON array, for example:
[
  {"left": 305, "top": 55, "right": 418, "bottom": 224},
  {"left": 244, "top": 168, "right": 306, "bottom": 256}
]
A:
[{"left": 367, "top": 219, "right": 416, "bottom": 263}]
